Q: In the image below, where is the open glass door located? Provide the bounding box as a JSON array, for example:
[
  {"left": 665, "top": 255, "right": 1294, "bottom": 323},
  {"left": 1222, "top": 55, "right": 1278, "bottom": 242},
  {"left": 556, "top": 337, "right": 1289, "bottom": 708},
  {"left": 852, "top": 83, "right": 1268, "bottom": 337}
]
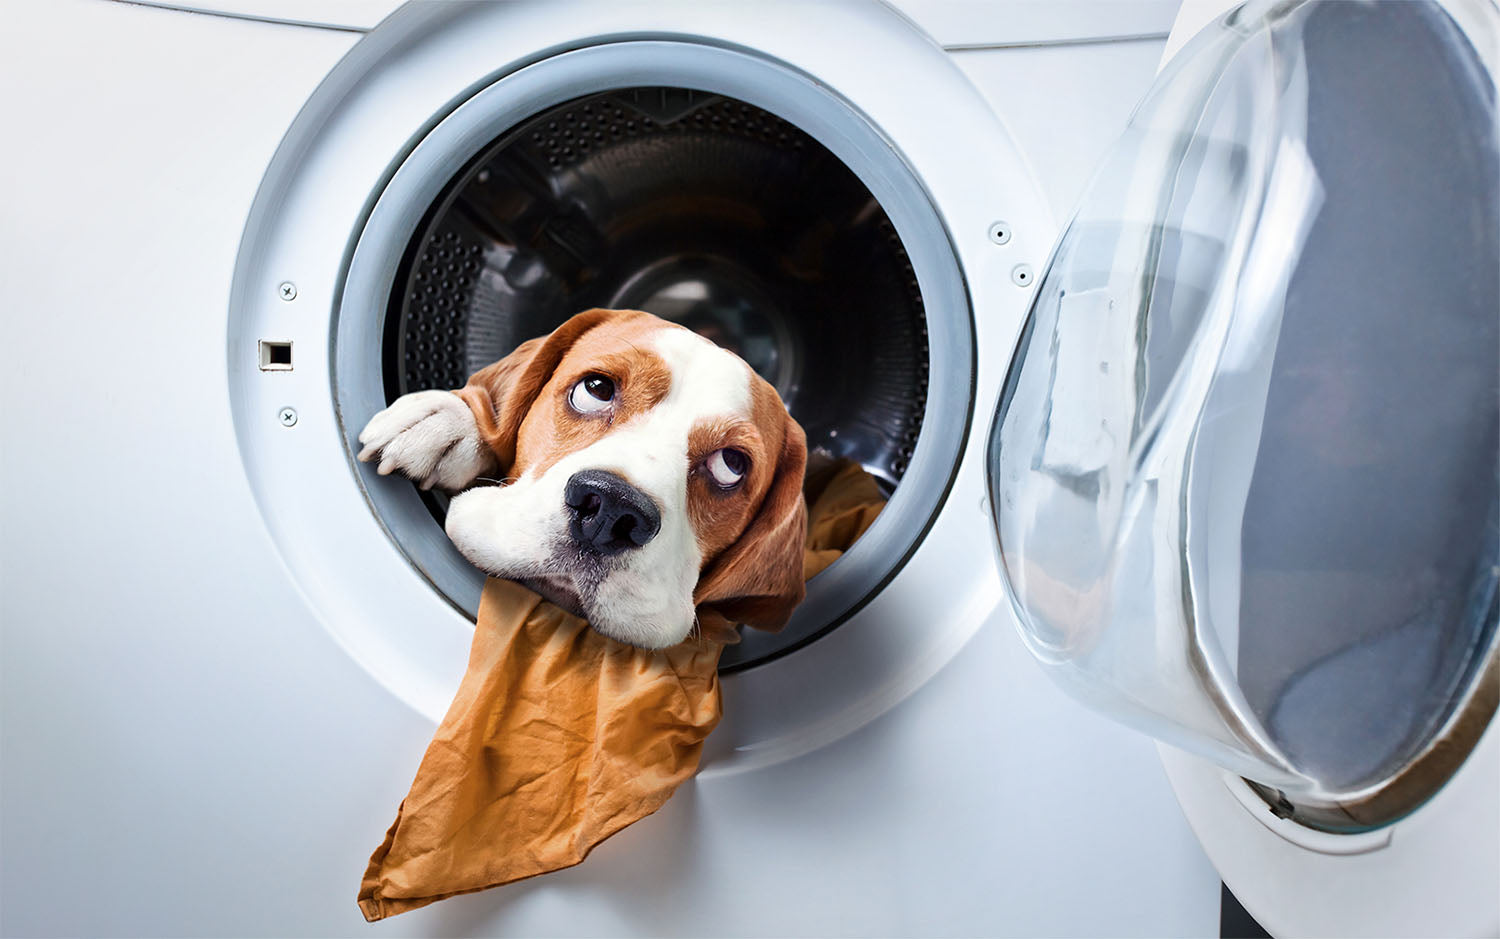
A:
[{"left": 988, "top": 0, "right": 1498, "bottom": 834}]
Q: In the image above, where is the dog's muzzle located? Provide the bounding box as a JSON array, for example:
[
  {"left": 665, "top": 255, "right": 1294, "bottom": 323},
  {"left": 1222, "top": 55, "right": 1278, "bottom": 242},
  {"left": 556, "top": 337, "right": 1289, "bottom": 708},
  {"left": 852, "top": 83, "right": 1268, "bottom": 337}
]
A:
[{"left": 563, "top": 470, "right": 661, "bottom": 556}]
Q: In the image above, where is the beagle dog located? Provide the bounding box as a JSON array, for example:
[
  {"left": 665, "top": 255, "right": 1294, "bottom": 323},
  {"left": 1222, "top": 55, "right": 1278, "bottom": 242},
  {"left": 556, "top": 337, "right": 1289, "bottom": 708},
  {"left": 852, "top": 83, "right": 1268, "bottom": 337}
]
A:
[{"left": 357, "top": 308, "right": 808, "bottom": 649}]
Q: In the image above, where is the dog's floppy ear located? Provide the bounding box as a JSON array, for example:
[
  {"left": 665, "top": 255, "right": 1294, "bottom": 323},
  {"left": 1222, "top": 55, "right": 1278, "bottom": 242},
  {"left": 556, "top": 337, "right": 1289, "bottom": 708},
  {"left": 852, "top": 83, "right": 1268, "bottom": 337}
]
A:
[
  {"left": 452, "top": 308, "right": 625, "bottom": 474},
  {"left": 694, "top": 411, "right": 809, "bottom": 634}
]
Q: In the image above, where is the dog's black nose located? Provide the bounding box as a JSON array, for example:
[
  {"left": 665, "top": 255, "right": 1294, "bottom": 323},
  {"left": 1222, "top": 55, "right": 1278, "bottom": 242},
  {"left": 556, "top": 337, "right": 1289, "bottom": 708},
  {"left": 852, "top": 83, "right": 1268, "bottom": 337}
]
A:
[{"left": 564, "top": 470, "right": 662, "bottom": 555}]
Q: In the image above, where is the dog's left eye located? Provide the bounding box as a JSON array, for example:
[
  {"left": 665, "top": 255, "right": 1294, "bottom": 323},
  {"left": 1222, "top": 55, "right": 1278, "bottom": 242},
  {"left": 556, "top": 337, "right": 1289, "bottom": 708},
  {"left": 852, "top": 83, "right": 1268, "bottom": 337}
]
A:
[
  {"left": 569, "top": 374, "right": 615, "bottom": 414},
  {"left": 705, "top": 448, "right": 749, "bottom": 489}
]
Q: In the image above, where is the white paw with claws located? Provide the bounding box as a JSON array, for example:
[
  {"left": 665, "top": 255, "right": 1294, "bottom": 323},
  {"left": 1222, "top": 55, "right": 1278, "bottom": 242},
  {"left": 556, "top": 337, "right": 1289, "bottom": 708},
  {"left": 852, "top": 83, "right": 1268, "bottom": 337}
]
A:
[{"left": 357, "top": 391, "right": 496, "bottom": 491}]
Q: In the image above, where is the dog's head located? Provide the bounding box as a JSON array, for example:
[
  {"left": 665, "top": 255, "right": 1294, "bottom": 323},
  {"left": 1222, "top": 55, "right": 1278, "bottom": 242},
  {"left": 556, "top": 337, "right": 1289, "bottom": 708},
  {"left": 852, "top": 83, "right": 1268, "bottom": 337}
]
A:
[{"left": 444, "top": 308, "right": 808, "bottom": 648}]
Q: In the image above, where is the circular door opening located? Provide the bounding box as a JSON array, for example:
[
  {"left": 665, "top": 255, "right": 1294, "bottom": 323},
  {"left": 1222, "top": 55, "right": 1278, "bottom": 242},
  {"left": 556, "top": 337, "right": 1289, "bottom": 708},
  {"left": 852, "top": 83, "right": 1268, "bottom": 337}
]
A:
[
  {"left": 231, "top": 11, "right": 1046, "bottom": 729},
  {"left": 342, "top": 72, "right": 972, "bottom": 671}
]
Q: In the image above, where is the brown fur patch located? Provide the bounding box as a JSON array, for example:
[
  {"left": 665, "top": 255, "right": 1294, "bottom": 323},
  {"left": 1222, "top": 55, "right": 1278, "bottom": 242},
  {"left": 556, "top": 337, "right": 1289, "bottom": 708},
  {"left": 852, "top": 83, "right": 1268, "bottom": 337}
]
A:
[
  {"left": 513, "top": 327, "right": 675, "bottom": 480},
  {"left": 452, "top": 309, "right": 629, "bottom": 475},
  {"left": 454, "top": 308, "right": 674, "bottom": 480},
  {"left": 692, "top": 375, "right": 808, "bottom": 632},
  {"left": 686, "top": 417, "right": 767, "bottom": 563}
]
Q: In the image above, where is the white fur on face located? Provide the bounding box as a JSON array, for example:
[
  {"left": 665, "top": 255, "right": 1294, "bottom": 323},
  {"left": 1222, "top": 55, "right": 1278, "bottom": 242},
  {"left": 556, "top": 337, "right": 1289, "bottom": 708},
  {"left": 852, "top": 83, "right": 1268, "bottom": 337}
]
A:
[{"left": 444, "top": 327, "right": 753, "bottom": 648}]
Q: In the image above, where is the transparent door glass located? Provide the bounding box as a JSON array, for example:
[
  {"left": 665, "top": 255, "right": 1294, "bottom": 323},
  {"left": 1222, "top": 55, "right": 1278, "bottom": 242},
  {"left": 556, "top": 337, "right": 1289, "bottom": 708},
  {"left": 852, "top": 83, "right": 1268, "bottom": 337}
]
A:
[{"left": 988, "top": 0, "right": 1498, "bottom": 828}]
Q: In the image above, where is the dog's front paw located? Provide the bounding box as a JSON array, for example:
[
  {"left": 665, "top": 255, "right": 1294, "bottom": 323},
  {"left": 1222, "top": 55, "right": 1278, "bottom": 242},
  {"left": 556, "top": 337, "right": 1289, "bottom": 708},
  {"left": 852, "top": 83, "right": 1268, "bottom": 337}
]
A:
[{"left": 357, "top": 390, "right": 496, "bottom": 491}]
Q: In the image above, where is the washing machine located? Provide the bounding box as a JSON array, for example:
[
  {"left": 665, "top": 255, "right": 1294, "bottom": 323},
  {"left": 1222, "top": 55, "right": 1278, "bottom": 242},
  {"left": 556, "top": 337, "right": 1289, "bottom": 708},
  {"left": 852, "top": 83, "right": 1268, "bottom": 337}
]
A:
[{"left": 0, "top": 0, "right": 1493, "bottom": 936}]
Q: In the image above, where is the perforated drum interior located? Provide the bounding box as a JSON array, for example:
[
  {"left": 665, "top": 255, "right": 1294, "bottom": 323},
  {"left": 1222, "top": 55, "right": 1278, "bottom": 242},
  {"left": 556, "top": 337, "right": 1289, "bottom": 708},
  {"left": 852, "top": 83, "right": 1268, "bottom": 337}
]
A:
[
  {"left": 386, "top": 87, "right": 928, "bottom": 496},
  {"left": 376, "top": 85, "right": 943, "bottom": 668}
]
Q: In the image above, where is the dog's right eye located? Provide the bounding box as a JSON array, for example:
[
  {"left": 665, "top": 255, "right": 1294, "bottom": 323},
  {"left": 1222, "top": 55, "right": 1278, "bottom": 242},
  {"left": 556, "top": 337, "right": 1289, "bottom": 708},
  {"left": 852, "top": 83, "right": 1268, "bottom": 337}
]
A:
[{"left": 569, "top": 374, "right": 615, "bottom": 414}]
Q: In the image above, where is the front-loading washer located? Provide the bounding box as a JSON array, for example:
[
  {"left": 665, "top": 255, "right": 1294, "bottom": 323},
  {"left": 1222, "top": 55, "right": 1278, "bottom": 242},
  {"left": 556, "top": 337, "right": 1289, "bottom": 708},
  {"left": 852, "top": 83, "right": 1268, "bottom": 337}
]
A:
[
  {"left": 2, "top": 1, "right": 1224, "bottom": 935},
  {"left": 226, "top": 0, "right": 1064, "bottom": 764}
]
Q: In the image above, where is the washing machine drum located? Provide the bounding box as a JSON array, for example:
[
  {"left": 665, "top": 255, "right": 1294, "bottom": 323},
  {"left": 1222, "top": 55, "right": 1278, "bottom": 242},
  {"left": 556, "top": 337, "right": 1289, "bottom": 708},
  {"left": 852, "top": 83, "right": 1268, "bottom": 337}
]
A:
[
  {"left": 365, "top": 84, "right": 947, "bottom": 670},
  {"left": 389, "top": 88, "right": 926, "bottom": 491},
  {"left": 989, "top": 0, "right": 1498, "bottom": 831}
]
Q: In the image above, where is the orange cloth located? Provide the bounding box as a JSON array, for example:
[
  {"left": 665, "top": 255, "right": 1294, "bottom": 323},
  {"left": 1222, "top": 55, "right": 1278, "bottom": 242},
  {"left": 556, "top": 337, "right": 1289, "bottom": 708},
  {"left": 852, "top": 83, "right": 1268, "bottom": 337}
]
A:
[
  {"left": 357, "top": 579, "right": 721, "bottom": 921},
  {"left": 358, "top": 459, "right": 884, "bottom": 921},
  {"left": 802, "top": 456, "right": 888, "bottom": 580}
]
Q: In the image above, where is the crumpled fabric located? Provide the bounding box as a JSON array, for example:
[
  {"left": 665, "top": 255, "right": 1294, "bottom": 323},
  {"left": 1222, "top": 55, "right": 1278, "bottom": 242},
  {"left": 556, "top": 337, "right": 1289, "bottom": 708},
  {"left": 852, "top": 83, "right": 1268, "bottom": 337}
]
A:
[
  {"left": 802, "top": 455, "right": 888, "bottom": 580},
  {"left": 358, "top": 458, "right": 885, "bottom": 921},
  {"left": 357, "top": 578, "right": 721, "bottom": 921}
]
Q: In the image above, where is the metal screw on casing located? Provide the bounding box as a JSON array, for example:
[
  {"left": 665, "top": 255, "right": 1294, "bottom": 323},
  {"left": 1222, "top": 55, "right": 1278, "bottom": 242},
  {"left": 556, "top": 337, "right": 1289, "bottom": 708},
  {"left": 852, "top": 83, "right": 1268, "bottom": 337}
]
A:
[
  {"left": 987, "top": 221, "right": 1012, "bottom": 245},
  {"left": 278, "top": 281, "right": 297, "bottom": 301},
  {"left": 1011, "top": 263, "right": 1034, "bottom": 287},
  {"left": 278, "top": 407, "right": 298, "bottom": 427}
]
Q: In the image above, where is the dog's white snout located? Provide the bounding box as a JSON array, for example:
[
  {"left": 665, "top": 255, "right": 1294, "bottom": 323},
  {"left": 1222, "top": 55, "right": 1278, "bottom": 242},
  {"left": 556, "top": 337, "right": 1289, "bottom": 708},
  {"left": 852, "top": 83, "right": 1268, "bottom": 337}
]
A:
[{"left": 442, "top": 487, "right": 493, "bottom": 571}]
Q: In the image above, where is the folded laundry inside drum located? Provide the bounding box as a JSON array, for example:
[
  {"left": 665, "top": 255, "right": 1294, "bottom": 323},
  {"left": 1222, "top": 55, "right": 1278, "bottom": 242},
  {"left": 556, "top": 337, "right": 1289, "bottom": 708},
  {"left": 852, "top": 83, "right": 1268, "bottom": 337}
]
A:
[{"left": 386, "top": 87, "right": 929, "bottom": 500}]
